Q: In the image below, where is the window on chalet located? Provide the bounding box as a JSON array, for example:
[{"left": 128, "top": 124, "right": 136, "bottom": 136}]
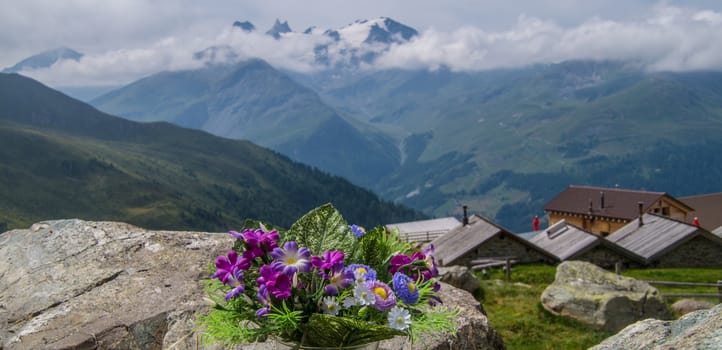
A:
[{"left": 662, "top": 207, "right": 670, "bottom": 216}]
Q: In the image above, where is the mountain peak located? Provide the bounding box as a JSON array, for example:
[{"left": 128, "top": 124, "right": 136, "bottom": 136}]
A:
[
  {"left": 266, "top": 19, "right": 292, "bottom": 39},
  {"left": 232, "top": 20, "right": 255, "bottom": 32},
  {"left": 3, "top": 47, "right": 84, "bottom": 73},
  {"left": 337, "top": 17, "right": 418, "bottom": 46}
]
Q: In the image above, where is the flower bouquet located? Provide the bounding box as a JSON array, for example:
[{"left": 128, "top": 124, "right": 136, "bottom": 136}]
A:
[{"left": 200, "top": 204, "right": 458, "bottom": 348}]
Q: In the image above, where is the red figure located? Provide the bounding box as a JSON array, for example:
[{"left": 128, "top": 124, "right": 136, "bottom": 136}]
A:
[
  {"left": 693, "top": 217, "right": 700, "bottom": 226},
  {"left": 533, "top": 215, "right": 540, "bottom": 231}
]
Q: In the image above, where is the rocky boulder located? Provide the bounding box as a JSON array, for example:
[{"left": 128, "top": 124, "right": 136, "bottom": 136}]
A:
[
  {"left": 540, "top": 261, "right": 671, "bottom": 332},
  {"left": 0, "top": 219, "right": 505, "bottom": 350},
  {"left": 438, "top": 265, "right": 483, "bottom": 299},
  {"left": 671, "top": 299, "right": 716, "bottom": 316},
  {"left": 589, "top": 303, "right": 722, "bottom": 350}
]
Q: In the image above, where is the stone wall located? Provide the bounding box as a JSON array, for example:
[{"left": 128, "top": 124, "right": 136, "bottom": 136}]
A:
[
  {"left": 455, "top": 234, "right": 551, "bottom": 265},
  {"left": 575, "top": 245, "right": 642, "bottom": 269},
  {"left": 655, "top": 235, "right": 722, "bottom": 268}
]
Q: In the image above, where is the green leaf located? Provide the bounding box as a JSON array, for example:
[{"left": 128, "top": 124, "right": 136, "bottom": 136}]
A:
[
  {"left": 301, "top": 314, "right": 403, "bottom": 347},
  {"left": 357, "top": 226, "right": 387, "bottom": 270},
  {"left": 284, "top": 204, "right": 355, "bottom": 256}
]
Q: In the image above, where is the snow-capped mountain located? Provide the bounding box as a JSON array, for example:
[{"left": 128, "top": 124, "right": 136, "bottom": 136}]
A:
[
  {"left": 2, "top": 47, "right": 83, "bottom": 73},
  {"left": 216, "top": 17, "right": 419, "bottom": 68},
  {"left": 334, "top": 17, "right": 418, "bottom": 46}
]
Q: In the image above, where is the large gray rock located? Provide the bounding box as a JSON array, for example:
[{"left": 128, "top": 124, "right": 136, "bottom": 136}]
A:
[
  {"left": 589, "top": 303, "right": 722, "bottom": 350},
  {"left": 541, "top": 261, "right": 671, "bottom": 332},
  {"left": 0, "top": 219, "right": 505, "bottom": 350},
  {"left": 671, "top": 299, "right": 716, "bottom": 316},
  {"left": 438, "top": 265, "right": 483, "bottom": 298}
]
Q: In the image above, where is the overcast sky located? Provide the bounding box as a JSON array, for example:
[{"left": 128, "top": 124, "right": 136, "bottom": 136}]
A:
[{"left": 3, "top": 0, "right": 722, "bottom": 86}]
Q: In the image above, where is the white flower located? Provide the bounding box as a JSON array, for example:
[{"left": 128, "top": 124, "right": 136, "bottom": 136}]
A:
[
  {"left": 353, "top": 270, "right": 366, "bottom": 284},
  {"left": 387, "top": 306, "right": 412, "bottom": 331},
  {"left": 342, "top": 296, "right": 357, "bottom": 308},
  {"left": 353, "top": 282, "right": 376, "bottom": 306},
  {"left": 321, "top": 296, "right": 340, "bottom": 316}
]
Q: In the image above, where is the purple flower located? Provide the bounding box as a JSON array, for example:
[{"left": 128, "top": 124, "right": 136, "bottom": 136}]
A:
[
  {"left": 212, "top": 251, "right": 247, "bottom": 300},
  {"left": 224, "top": 266, "right": 245, "bottom": 300},
  {"left": 390, "top": 246, "right": 438, "bottom": 283},
  {"left": 388, "top": 254, "right": 413, "bottom": 275},
  {"left": 212, "top": 250, "right": 240, "bottom": 284},
  {"left": 228, "top": 230, "right": 244, "bottom": 240},
  {"left": 235, "top": 229, "right": 280, "bottom": 260},
  {"left": 256, "top": 285, "right": 270, "bottom": 317},
  {"left": 347, "top": 264, "right": 377, "bottom": 284},
  {"left": 323, "top": 267, "right": 354, "bottom": 295},
  {"left": 311, "top": 251, "right": 345, "bottom": 271},
  {"left": 350, "top": 224, "right": 366, "bottom": 238},
  {"left": 392, "top": 272, "right": 419, "bottom": 305},
  {"left": 257, "top": 265, "right": 292, "bottom": 300},
  {"left": 270, "top": 241, "right": 310, "bottom": 276},
  {"left": 366, "top": 280, "right": 397, "bottom": 311}
]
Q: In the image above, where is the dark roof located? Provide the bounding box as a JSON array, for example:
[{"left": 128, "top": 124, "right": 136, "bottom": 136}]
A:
[
  {"left": 680, "top": 192, "right": 722, "bottom": 231},
  {"left": 606, "top": 213, "right": 722, "bottom": 263},
  {"left": 529, "top": 220, "right": 599, "bottom": 261},
  {"left": 431, "top": 214, "right": 554, "bottom": 265},
  {"left": 544, "top": 185, "right": 692, "bottom": 220},
  {"left": 713, "top": 226, "right": 722, "bottom": 238},
  {"left": 529, "top": 220, "right": 644, "bottom": 263}
]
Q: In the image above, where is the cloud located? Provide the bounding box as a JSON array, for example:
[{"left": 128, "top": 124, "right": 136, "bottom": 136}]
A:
[
  {"left": 375, "top": 5, "right": 722, "bottom": 72},
  {"left": 21, "top": 27, "right": 329, "bottom": 87},
  {"left": 14, "top": 4, "right": 722, "bottom": 87}
]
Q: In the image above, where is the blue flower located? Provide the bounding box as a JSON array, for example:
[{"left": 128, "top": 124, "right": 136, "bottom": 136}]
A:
[
  {"left": 350, "top": 224, "right": 366, "bottom": 238},
  {"left": 392, "top": 272, "right": 419, "bottom": 304}
]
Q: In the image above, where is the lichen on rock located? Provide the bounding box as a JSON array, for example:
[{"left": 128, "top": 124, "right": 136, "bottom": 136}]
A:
[{"left": 540, "top": 261, "right": 671, "bottom": 332}]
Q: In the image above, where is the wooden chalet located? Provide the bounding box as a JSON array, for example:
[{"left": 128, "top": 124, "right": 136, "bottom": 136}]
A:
[
  {"left": 529, "top": 219, "right": 644, "bottom": 268},
  {"left": 680, "top": 192, "right": 722, "bottom": 232},
  {"left": 431, "top": 214, "right": 555, "bottom": 266},
  {"left": 606, "top": 213, "right": 722, "bottom": 267},
  {"left": 385, "top": 217, "right": 461, "bottom": 243},
  {"left": 544, "top": 185, "right": 694, "bottom": 236}
]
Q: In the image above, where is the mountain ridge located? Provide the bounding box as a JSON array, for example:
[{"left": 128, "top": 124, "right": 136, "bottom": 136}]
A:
[
  {"left": 0, "top": 72, "right": 425, "bottom": 231},
  {"left": 91, "top": 59, "right": 400, "bottom": 188}
]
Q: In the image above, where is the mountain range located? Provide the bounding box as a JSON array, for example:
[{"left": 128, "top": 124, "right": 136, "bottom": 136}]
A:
[
  {"left": 0, "top": 72, "right": 424, "bottom": 232},
  {"left": 9, "top": 17, "right": 722, "bottom": 232},
  {"left": 2, "top": 47, "right": 83, "bottom": 74},
  {"left": 90, "top": 59, "right": 398, "bottom": 188}
]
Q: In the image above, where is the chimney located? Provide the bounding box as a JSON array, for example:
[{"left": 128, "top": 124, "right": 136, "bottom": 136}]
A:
[
  {"left": 600, "top": 191, "right": 605, "bottom": 209},
  {"left": 462, "top": 205, "right": 469, "bottom": 226},
  {"left": 638, "top": 202, "right": 644, "bottom": 226}
]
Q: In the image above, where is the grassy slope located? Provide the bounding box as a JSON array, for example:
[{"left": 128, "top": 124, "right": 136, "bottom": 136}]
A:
[
  {"left": 0, "top": 73, "right": 424, "bottom": 231},
  {"left": 477, "top": 264, "right": 722, "bottom": 350}
]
